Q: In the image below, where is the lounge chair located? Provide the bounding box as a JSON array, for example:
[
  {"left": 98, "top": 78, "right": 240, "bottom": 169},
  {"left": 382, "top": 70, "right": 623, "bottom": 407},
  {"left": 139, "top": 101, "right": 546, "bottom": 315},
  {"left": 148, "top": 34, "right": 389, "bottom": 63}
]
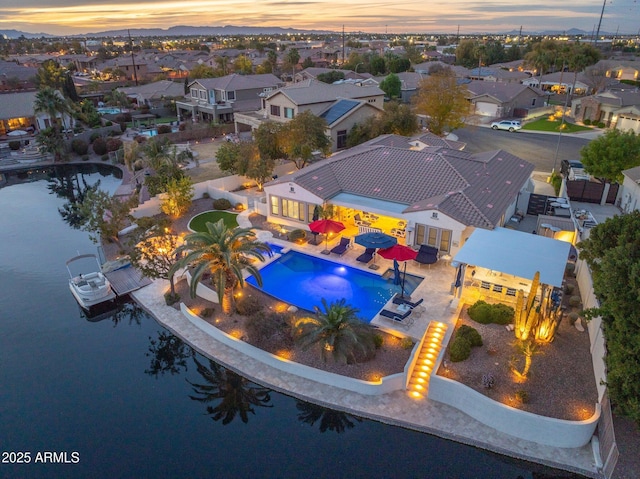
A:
[
  {"left": 356, "top": 247, "right": 375, "bottom": 264},
  {"left": 379, "top": 308, "right": 414, "bottom": 328},
  {"left": 354, "top": 214, "right": 370, "bottom": 227},
  {"left": 415, "top": 245, "right": 439, "bottom": 268},
  {"left": 330, "top": 237, "right": 351, "bottom": 256},
  {"left": 392, "top": 296, "right": 424, "bottom": 309}
]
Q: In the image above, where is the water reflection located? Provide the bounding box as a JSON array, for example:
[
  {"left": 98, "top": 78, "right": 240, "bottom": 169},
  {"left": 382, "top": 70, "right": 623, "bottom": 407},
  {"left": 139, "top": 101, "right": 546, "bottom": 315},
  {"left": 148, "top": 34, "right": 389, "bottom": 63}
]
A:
[
  {"left": 188, "top": 356, "right": 273, "bottom": 425},
  {"left": 48, "top": 166, "right": 102, "bottom": 229},
  {"left": 80, "top": 299, "right": 145, "bottom": 327},
  {"left": 296, "top": 401, "right": 363, "bottom": 433},
  {"left": 145, "top": 331, "right": 194, "bottom": 378}
]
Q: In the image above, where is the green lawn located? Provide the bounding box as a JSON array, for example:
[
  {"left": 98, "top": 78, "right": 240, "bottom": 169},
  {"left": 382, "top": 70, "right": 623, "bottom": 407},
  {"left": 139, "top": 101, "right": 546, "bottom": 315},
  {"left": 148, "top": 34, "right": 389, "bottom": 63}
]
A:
[
  {"left": 188, "top": 210, "right": 239, "bottom": 232},
  {"left": 522, "top": 117, "right": 592, "bottom": 134}
]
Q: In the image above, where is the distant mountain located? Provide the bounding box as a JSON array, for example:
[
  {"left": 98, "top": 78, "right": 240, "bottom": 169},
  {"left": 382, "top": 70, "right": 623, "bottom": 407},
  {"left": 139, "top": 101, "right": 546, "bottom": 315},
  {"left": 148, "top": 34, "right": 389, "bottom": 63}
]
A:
[
  {"left": 79, "top": 25, "right": 333, "bottom": 38},
  {"left": 0, "top": 29, "right": 54, "bottom": 39}
]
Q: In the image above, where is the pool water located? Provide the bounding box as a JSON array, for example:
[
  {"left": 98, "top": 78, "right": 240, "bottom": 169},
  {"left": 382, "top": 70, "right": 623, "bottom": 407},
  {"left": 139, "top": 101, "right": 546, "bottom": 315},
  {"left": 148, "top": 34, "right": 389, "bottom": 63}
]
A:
[
  {"left": 97, "top": 107, "right": 122, "bottom": 115},
  {"left": 247, "top": 250, "right": 423, "bottom": 322},
  {"left": 266, "top": 242, "right": 285, "bottom": 255}
]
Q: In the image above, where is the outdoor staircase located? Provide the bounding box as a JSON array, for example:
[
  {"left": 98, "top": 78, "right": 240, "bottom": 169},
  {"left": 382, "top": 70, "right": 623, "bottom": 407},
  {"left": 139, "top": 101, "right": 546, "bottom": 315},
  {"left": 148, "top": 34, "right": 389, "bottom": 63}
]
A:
[{"left": 407, "top": 321, "right": 448, "bottom": 399}]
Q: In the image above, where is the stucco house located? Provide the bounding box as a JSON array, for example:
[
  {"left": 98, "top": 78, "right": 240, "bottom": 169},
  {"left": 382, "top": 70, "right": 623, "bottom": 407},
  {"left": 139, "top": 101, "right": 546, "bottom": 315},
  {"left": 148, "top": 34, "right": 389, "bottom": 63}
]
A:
[
  {"left": 467, "top": 67, "right": 530, "bottom": 83},
  {"left": 571, "top": 90, "right": 640, "bottom": 132},
  {"left": 0, "top": 90, "right": 71, "bottom": 137},
  {"left": 466, "top": 80, "right": 546, "bottom": 117},
  {"left": 263, "top": 134, "right": 534, "bottom": 256},
  {"left": 175, "top": 73, "right": 283, "bottom": 123},
  {"left": 234, "top": 79, "right": 385, "bottom": 151},
  {"left": 619, "top": 165, "right": 640, "bottom": 213},
  {"left": 117, "top": 80, "right": 185, "bottom": 108},
  {"left": 522, "top": 72, "right": 592, "bottom": 96}
]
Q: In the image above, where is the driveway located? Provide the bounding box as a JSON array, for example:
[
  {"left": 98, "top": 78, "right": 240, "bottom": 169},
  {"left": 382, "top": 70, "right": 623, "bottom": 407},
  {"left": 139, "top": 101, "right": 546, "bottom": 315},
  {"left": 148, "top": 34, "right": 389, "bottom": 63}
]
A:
[{"left": 453, "top": 125, "right": 593, "bottom": 173}]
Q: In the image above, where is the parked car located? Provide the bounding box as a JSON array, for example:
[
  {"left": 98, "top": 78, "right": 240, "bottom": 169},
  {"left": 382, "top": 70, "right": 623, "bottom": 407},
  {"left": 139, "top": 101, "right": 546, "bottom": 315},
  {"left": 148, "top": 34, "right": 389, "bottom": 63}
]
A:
[
  {"left": 490, "top": 120, "right": 522, "bottom": 132},
  {"left": 560, "top": 159, "right": 590, "bottom": 180}
]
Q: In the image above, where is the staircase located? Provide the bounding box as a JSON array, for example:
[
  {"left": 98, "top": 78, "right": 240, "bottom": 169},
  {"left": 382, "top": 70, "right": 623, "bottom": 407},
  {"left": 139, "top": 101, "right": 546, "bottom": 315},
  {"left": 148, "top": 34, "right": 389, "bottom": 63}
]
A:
[{"left": 407, "top": 321, "right": 448, "bottom": 399}]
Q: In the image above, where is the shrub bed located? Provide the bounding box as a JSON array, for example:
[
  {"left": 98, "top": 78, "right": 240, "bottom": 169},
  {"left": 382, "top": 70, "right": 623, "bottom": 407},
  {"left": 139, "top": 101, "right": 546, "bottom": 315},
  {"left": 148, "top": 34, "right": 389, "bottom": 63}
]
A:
[
  {"left": 212, "top": 198, "right": 232, "bottom": 210},
  {"left": 468, "top": 300, "right": 514, "bottom": 325}
]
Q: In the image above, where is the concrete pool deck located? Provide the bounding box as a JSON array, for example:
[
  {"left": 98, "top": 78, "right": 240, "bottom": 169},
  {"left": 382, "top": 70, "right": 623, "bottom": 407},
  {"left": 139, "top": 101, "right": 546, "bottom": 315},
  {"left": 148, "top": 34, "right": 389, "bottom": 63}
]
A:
[{"left": 131, "top": 272, "right": 601, "bottom": 478}]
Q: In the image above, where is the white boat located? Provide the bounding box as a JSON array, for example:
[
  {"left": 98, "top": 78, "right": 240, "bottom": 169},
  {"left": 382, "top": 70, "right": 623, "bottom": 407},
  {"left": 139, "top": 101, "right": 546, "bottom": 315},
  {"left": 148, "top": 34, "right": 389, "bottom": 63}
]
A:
[{"left": 66, "top": 254, "right": 116, "bottom": 309}]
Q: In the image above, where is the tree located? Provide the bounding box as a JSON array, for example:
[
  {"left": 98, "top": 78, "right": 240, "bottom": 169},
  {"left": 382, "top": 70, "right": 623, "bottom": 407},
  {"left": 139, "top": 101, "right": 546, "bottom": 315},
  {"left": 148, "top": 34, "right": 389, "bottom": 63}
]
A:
[
  {"left": 412, "top": 70, "right": 469, "bottom": 135},
  {"left": 379, "top": 73, "right": 401, "bottom": 99},
  {"left": 580, "top": 129, "right": 640, "bottom": 182},
  {"left": 233, "top": 55, "right": 253, "bottom": 75},
  {"left": 377, "top": 101, "right": 418, "bottom": 136},
  {"left": 301, "top": 57, "right": 314, "bottom": 69},
  {"left": 77, "top": 189, "right": 137, "bottom": 247},
  {"left": 216, "top": 141, "right": 243, "bottom": 174},
  {"left": 34, "top": 87, "right": 69, "bottom": 128},
  {"left": 130, "top": 221, "right": 181, "bottom": 296},
  {"left": 316, "top": 71, "right": 344, "bottom": 84},
  {"left": 284, "top": 48, "right": 300, "bottom": 77},
  {"left": 170, "top": 219, "right": 271, "bottom": 314},
  {"left": 161, "top": 176, "right": 194, "bottom": 218},
  {"left": 36, "top": 59, "right": 67, "bottom": 90},
  {"left": 294, "top": 298, "right": 376, "bottom": 364},
  {"left": 578, "top": 211, "right": 640, "bottom": 425},
  {"left": 189, "top": 63, "right": 216, "bottom": 79},
  {"left": 281, "top": 110, "right": 330, "bottom": 169},
  {"left": 455, "top": 39, "right": 478, "bottom": 68}
]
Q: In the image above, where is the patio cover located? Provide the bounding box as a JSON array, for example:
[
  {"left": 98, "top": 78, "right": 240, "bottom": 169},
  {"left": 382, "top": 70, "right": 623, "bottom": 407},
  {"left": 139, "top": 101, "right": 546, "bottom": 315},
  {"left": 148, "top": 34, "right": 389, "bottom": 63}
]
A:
[{"left": 453, "top": 227, "right": 571, "bottom": 288}]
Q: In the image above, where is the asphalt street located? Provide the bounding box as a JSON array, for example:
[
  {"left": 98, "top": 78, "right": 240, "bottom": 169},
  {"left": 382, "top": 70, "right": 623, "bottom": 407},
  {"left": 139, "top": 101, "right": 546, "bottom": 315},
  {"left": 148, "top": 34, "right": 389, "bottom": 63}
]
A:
[{"left": 453, "top": 125, "right": 596, "bottom": 173}]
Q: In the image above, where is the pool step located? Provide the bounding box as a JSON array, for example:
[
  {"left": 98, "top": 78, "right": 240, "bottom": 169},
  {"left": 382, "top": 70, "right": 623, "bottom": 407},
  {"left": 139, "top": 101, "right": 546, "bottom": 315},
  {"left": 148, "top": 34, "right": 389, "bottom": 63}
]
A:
[{"left": 407, "top": 321, "right": 448, "bottom": 399}]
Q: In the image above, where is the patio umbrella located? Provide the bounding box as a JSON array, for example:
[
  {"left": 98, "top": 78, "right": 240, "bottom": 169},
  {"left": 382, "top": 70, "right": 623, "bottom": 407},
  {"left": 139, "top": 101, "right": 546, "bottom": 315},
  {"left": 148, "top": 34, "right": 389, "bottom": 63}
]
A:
[
  {"left": 310, "top": 205, "right": 322, "bottom": 244},
  {"left": 378, "top": 243, "right": 417, "bottom": 298},
  {"left": 309, "top": 219, "right": 345, "bottom": 252},
  {"left": 7, "top": 129, "right": 28, "bottom": 137}
]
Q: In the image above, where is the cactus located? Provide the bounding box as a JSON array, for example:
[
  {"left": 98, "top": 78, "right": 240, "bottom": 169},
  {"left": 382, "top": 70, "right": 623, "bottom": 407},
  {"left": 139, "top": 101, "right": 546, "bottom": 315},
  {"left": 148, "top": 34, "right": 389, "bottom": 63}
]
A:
[{"left": 514, "top": 271, "right": 540, "bottom": 340}]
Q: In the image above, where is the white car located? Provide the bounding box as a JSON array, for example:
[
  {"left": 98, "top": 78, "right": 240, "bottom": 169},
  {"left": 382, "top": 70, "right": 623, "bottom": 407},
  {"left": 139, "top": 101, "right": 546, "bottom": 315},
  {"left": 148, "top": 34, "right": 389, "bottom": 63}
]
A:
[{"left": 491, "top": 120, "right": 522, "bottom": 132}]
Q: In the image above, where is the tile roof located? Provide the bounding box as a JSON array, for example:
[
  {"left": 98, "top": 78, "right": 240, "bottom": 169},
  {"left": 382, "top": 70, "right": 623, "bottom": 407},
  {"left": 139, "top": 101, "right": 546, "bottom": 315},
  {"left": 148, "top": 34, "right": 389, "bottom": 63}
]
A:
[
  {"left": 267, "top": 79, "right": 384, "bottom": 105},
  {"left": 0, "top": 91, "right": 38, "bottom": 120},
  {"left": 267, "top": 141, "right": 533, "bottom": 229},
  {"left": 466, "top": 80, "right": 544, "bottom": 102},
  {"left": 192, "top": 73, "right": 282, "bottom": 91}
]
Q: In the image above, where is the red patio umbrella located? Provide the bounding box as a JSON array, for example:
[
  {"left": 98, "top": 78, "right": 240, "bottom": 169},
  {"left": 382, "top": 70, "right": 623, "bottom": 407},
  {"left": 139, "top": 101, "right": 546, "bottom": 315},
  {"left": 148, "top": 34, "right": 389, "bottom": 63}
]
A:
[
  {"left": 308, "top": 219, "right": 345, "bottom": 252},
  {"left": 378, "top": 244, "right": 418, "bottom": 298}
]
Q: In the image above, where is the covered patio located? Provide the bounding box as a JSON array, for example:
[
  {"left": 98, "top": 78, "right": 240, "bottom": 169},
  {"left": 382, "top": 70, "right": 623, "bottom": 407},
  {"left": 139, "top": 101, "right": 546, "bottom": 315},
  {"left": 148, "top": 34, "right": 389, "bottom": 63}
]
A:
[{"left": 452, "top": 227, "right": 571, "bottom": 305}]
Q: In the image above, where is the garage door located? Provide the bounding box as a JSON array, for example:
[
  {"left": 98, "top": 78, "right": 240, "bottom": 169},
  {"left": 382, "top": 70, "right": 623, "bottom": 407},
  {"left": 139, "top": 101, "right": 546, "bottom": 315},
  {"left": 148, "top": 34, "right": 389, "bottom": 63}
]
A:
[
  {"left": 475, "top": 101, "right": 499, "bottom": 117},
  {"left": 617, "top": 115, "right": 640, "bottom": 134}
]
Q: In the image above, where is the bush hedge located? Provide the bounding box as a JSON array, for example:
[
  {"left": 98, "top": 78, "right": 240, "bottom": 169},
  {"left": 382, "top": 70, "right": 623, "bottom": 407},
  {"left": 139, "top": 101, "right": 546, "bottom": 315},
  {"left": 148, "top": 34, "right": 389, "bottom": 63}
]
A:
[
  {"left": 157, "top": 124, "right": 172, "bottom": 134},
  {"left": 467, "top": 300, "right": 514, "bottom": 325},
  {"left": 449, "top": 336, "right": 471, "bottom": 362},
  {"left": 71, "top": 138, "right": 89, "bottom": 155},
  {"left": 457, "top": 324, "right": 483, "bottom": 347},
  {"left": 105, "top": 138, "right": 123, "bottom": 152},
  {"left": 92, "top": 137, "right": 107, "bottom": 155},
  {"left": 288, "top": 229, "right": 307, "bottom": 243},
  {"left": 235, "top": 295, "right": 263, "bottom": 316},
  {"left": 212, "top": 198, "right": 232, "bottom": 210},
  {"left": 8, "top": 140, "right": 21, "bottom": 150}
]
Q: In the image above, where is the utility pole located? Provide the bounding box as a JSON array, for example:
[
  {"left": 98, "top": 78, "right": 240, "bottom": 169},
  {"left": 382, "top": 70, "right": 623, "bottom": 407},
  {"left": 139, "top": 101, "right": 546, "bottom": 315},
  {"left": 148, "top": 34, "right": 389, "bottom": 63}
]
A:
[
  {"left": 593, "top": 0, "right": 607, "bottom": 45},
  {"left": 128, "top": 29, "right": 138, "bottom": 86},
  {"left": 342, "top": 25, "right": 345, "bottom": 65}
]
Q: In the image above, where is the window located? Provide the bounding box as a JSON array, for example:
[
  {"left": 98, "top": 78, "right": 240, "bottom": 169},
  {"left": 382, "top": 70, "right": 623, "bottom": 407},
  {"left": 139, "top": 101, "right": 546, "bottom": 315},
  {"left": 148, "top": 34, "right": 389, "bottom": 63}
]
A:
[
  {"left": 270, "top": 196, "right": 279, "bottom": 216},
  {"left": 284, "top": 107, "right": 294, "bottom": 119},
  {"left": 199, "top": 89, "right": 206, "bottom": 99},
  {"left": 270, "top": 105, "right": 281, "bottom": 117},
  {"left": 190, "top": 88, "right": 198, "bottom": 98},
  {"left": 531, "top": 98, "right": 536, "bottom": 106},
  {"left": 307, "top": 204, "right": 316, "bottom": 222},
  {"left": 227, "top": 91, "right": 236, "bottom": 101},
  {"left": 415, "top": 224, "right": 452, "bottom": 253},
  {"left": 337, "top": 130, "right": 347, "bottom": 149},
  {"left": 281, "top": 199, "right": 304, "bottom": 221}
]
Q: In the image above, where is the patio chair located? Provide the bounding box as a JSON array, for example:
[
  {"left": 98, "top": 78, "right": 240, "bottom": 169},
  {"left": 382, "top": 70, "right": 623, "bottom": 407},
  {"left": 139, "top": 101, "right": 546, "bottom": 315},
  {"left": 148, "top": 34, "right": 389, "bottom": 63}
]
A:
[
  {"left": 356, "top": 248, "right": 375, "bottom": 264},
  {"left": 415, "top": 245, "right": 439, "bottom": 268},
  {"left": 392, "top": 296, "right": 424, "bottom": 309},
  {"left": 379, "top": 308, "right": 414, "bottom": 328},
  {"left": 354, "top": 214, "right": 370, "bottom": 227},
  {"left": 330, "top": 237, "right": 351, "bottom": 256}
]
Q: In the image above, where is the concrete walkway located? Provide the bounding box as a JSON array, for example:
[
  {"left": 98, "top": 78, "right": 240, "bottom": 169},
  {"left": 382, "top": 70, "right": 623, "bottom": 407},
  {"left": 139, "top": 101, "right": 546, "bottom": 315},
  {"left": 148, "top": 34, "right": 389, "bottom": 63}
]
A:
[{"left": 131, "top": 280, "right": 601, "bottom": 478}]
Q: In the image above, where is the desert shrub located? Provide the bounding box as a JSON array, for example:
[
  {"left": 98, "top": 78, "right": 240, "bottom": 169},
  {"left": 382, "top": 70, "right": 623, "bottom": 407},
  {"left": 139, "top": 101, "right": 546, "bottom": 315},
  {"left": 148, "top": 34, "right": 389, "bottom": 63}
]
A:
[
  {"left": 92, "top": 137, "right": 107, "bottom": 155},
  {"left": 157, "top": 124, "right": 172, "bottom": 134},
  {"left": 89, "top": 132, "right": 101, "bottom": 143},
  {"left": 212, "top": 198, "right": 232, "bottom": 210},
  {"left": 71, "top": 138, "right": 89, "bottom": 155},
  {"left": 373, "top": 334, "right": 384, "bottom": 349},
  {"left": 567, "top": 311, "right": 580, "bottom": 324},
  {"left": 583, "top": 119, "right": 591, "bottom": 125},
  {"left": 569, "top": 295, "right": 582, "bottom": 307},
  {"left": 201, "top": 192, "right": 210, "bottom": 199},
  {"left": 288, "top": 229, "right": 307, "bottom": 243},
  {"left": 245, "top": 310, "right": 294, "bottom": 350},
  {"left": 164, "top": 292, "right": 180, "bottom": 305},
  {"left": 235, "top": 295, "right": 263, "bottom": 316},
  {"left": 201, "top": 307, "right": 214, "bottom": 318},
  {"left": 101, "top": 154, "right": 109, "bottom": 161},
  {"left": 119, "top": 122, "right": 127, "bottom": 133},
  {"left": 596, "top": 122, "right": 605, "bottom": 128},
  {"left": 565, "top": 262, "right": 576, "bottom": 276},
  {"left": 178, "top": 123, "right": 186, "bottom": 131},
  {"left": 515, "top": 390, "right": 529, "bottom": 403},
  {"left": 468, "top": 300, "right": 513, "bottom": 325},
  {"left": 105, "top": 121, "right": 113, "bottom": 126},
  {"left": 105, "top": 138, "right": 122, "bottom": 152},
  {"left": 564, "top": 283, "right": 575, "bottom": 294},
  {"left": 235, "top": 202, "right": 244, "bottom": 210},
  {"left": 8, "top": 140, "right": 21, "bottom": 150},
  {"left": 457, "top": 324, "right": 483, "bottom": 347},
  {"left": 482, "top": 373, "right": 495, "bottom": 389},
  {"left": 400, "top": 337, "right": 414, "bottom": 350},
  {"left": 115, "top": 112, "right": 132, "bottom": 123},
  {"left": 134, "top": 135, "right": 147, "bottom": 144},
  {"left": 81, "top": 155, "right": 89, "bottom": 161},
  {"left": 449, "top": 336, "right": 471, "bottom": 362}
]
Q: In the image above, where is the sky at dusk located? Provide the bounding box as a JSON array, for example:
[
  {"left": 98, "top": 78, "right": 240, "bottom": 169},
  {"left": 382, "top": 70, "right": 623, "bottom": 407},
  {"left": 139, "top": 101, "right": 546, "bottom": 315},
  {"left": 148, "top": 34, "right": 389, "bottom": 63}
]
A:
[{"left": 0, "top": 0, "right": 638, "bottom": 36}]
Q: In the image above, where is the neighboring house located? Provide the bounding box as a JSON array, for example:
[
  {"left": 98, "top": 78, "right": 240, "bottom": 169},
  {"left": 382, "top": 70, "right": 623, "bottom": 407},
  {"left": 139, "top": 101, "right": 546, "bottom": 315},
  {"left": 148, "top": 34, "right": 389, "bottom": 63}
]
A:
[
  {"left": 466, "top": 80, "right": 545, "bottom": 117},
  {"left": 600, "top": 60, "right": 640, "bottom": 82},
  {"left": 100, "top": 57, "right": 149, "bottom": 82},
  {"left": 263, "top": 135, "right": 534, "bottom": 256},
  {"left": 620, "top": 165, "right": 640, "bottom": 213},
  {"left": 413, "top": 61, "right": 470, "bottom": 78},
  {"left": 571, "top": 90, "right": 640, "bottom": 132},
  {"left": 175, "top": 73, "right": 283, "bottom": 124},
  {"left": 234, "top": 80, "right": 385, "bottom": 151},
  {"left": 522, "top": 72, "right": 592, "bottom": 96},
  {"left": 117, "top": 80, "right": 185, "bottom": 108},
  {"left": 467, "top": 67, "right": 529, "bottom": 83},
  {"left": 0, "top": 60, "right": 37, "bottom": 91},
  {"left": 376, "top": 72, "right": 427, "bottom": 103},
  {"left": 0, "top": 90, "right": 71, "bottom": 136}
]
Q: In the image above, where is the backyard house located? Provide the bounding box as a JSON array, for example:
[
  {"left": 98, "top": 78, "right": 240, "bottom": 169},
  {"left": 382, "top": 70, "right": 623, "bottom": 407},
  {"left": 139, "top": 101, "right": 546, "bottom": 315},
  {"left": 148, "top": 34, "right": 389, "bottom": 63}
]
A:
[
  {"left": 571, "top": 90, "right": 640, "bottom": 132},
  {"left": 0, "top": 90, "right": 72, "bottom": 137},
  {"left": 263, "top": 135, "right": 534, "bottom": 256},
  {"left": 466, "top": 81, "right": 546, "bottom": 118}
]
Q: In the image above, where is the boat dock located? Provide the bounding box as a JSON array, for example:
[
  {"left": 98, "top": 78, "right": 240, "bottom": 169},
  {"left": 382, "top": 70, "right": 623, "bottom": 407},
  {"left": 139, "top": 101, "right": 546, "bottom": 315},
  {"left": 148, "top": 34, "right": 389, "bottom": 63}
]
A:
[{"left": 104, "top": 267, "right": 152, "bottom": 296}]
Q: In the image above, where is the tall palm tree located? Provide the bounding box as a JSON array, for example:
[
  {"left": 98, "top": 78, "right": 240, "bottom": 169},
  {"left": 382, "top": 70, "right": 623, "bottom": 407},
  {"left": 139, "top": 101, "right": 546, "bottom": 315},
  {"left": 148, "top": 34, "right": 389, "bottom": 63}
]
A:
[
  {"left": 34, "top": 86, "right": 69, "bottom": 129},
  {"left": 294, "top": 298, "right": 376, "bottom": 364},
  {"left": 171, "top": 219, "right": 271, "bottom": 313}
]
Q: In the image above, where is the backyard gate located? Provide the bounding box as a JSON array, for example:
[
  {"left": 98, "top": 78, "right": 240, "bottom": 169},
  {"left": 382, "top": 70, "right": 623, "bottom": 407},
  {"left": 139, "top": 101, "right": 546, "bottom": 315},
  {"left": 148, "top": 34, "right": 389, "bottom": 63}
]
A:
[
  {"left": 565, "top": 180, "right": 619, "bottom": 204},
  {"left": 598, "top": 392, "right": 619, "bottom": 479}
]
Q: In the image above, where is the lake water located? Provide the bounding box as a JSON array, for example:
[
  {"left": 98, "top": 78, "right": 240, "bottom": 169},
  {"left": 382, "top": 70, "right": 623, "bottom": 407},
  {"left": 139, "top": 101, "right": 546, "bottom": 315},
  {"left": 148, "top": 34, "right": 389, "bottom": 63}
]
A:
[{"left": 0, "top": 165, "right": 582, "bottom": 478}]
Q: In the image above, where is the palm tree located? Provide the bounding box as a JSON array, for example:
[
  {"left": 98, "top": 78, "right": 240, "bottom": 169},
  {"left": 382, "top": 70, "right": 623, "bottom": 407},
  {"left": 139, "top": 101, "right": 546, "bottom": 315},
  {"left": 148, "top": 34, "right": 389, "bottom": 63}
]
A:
[
  {"left": 171, "top": 219, "right": 271, "bottom": 313},
  {"left": 294, "top": 298, "right": 377, "bottom": 364},
  {"left": 296, "top": 401, "right": 362, "bottom": 433},
  {"left": 34, "top": 86, "right": 69, "bottom": 129}
]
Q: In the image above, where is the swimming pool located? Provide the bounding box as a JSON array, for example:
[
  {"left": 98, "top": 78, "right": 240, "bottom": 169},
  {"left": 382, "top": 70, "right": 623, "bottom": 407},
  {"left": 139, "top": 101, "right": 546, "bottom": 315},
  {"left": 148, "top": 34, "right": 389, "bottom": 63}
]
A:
[
  {"left": 138, "top": 127, "right": 178, "bottom": 137},
  {"left": 246, "top": 250, "right": 423, "bottom": 322},
  {"left": 97, "top": 107, "right": 122, "bottom": 115}
]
